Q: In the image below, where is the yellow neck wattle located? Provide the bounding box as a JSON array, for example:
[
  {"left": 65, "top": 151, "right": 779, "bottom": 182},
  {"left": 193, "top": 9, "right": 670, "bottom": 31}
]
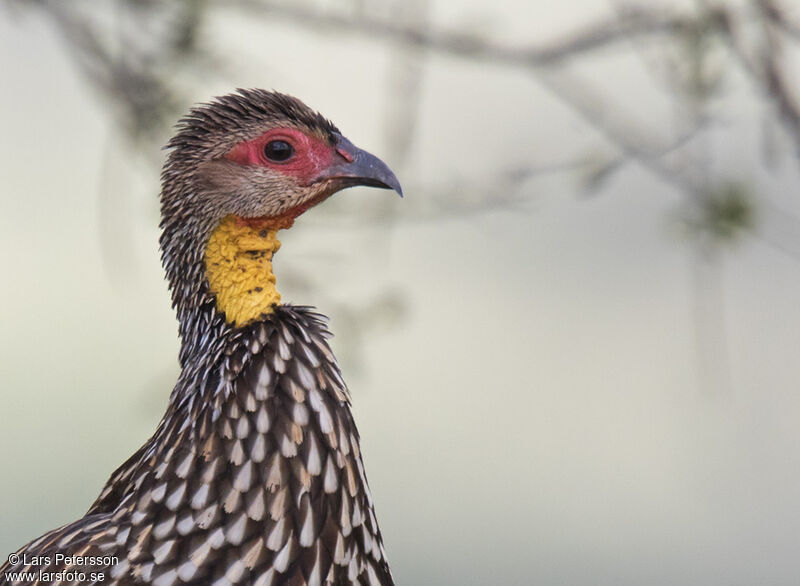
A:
[{"left": 204, "top": 216, "right": 282, "bottom": 326}]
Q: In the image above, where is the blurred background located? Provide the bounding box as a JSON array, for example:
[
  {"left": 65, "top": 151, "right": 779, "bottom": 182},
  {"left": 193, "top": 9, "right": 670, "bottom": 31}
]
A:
[{"left": 1, "top": 0, "right": 800, "bottom": 584}]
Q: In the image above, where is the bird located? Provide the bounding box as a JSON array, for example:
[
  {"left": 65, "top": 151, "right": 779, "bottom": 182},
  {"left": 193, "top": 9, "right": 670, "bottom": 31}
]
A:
[{"left": 1, "top": 89, "right": 402, "bottom": 586}]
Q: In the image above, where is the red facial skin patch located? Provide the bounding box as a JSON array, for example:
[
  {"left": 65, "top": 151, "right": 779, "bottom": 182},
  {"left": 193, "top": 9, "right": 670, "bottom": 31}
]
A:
[
  {"left": 226, "top": 128, "right": 339, "bottom": 229},
  {"left": 226, "top": 128, "right": 334, "bottom": 186}
]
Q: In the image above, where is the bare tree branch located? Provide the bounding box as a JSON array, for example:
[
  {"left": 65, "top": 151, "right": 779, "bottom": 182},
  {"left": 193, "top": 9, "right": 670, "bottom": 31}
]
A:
[{"left": 231, "top": 1, "right": 723, "bottom": 68}]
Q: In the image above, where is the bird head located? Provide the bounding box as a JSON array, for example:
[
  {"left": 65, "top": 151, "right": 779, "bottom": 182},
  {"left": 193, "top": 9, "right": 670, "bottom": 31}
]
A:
[
  {"left": 159, "top": 89, "right": 402, "bottom": 338},
  {"left": 162, "top": 88, "right": 401, "bottom": 230}
]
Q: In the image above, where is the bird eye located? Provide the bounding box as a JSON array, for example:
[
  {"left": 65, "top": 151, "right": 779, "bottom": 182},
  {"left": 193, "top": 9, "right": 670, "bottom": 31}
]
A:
[{"left": 264, "top": 140, "right": 294, "bottom": 162}]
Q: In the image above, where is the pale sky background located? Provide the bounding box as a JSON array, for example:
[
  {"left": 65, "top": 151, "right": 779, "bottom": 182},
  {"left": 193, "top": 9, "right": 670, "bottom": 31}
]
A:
[{"left": 2, "top": 1, "right": 800, "bottom": 585}]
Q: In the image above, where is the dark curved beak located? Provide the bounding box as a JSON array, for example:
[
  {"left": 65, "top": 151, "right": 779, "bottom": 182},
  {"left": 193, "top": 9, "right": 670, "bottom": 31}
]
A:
[{"left": 318, "top": 134, "right": 403, "bottom": 197}]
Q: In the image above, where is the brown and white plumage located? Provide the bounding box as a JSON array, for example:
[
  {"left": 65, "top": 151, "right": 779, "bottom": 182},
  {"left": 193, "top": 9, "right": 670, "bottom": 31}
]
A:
[{"left": 1, "top": 90, "right": 400, "bottom": 586}]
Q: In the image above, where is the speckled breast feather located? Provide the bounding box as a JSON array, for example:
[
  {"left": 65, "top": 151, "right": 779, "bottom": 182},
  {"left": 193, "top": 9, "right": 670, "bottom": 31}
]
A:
[{"left": 2, "top": 306, "right": 392, "bottom": 586}]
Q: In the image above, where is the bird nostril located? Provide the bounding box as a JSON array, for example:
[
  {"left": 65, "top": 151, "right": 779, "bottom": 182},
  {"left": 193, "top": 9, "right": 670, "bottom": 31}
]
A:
[{"left": 336, "top": 146, "right": 355, "bottom": 163}]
